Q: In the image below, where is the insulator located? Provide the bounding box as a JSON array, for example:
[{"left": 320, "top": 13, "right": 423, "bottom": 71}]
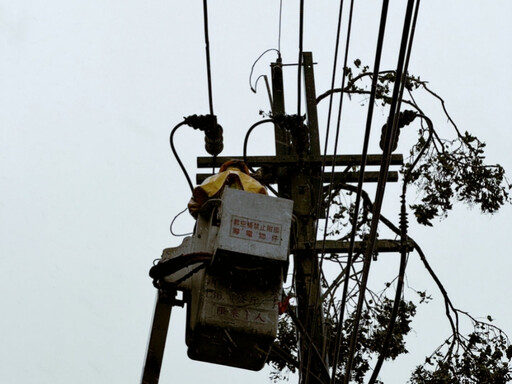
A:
[
  {"left": 184, "top": 114, "right": 217, "bottom": 130},
  {"left": 379, "top": 121, "right": 401, "bottom": 153},
  {"left": 399, "top": 194, "right": 409, "bottom": 239},
  {"left": 205, "top": 124, "right": 223, "bottom": 156},
  {"left": 273, "top": 114, "right": 309, "bottom": 156},
  {"left": 183, "top": 114, "right": 224, "bottom": 156},
  {"left": 379, "top": 110, "right": 418, "bottom": 153}
]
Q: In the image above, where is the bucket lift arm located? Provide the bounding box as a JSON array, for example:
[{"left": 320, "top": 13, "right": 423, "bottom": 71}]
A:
[{"left": 141, "top": 291, "right": 174, "bottom": 384}]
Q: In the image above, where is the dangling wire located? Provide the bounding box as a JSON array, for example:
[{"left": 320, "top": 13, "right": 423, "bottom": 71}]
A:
[
  {"left": 170, "top": 207, "right": 194, "bottom": 237},
  {"left": 249, "top": 49, "right": 281, "bottom": 93}
]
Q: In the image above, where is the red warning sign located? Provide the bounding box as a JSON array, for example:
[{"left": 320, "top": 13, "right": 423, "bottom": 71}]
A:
[{"left": 230, "top": 215, "right": 282, "bottom": 245}]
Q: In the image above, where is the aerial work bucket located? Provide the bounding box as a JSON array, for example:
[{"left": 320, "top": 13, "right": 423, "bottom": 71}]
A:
[{"left": 154, "top": 187, "right": 294, "bottom": 370}]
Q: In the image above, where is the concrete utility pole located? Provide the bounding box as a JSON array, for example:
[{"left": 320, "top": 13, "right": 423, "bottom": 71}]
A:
[{"left": 196, "top": 51, "right": 405, "bottom": 384}]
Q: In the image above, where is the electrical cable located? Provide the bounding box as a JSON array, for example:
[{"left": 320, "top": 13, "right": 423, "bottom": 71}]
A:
[
  {"left": 249, "top": 49, "right": 281, "bottom": 93},
  {"left": 329, "top": 0, "right": 390, "bottom": 380},
  {"left": 311, "top": 0, "right": 347, "bottom": 250},
  {"left": 285, "top": 308, "right": 332, "bottom": 380},
  {"left": 278, "top": 0, "right": 283, "bottom": 54},
  {"left": 343, "top": 1, "right": 417, "bottom": 382},
  {"left": 295, "top": 0, "right": 354, "bottom": 381},
  {"left": 368, "top": 112, "right": 432, "bottom": 384},
  {"left": 150, "top": 252, "right": 212, "bottom": 288},
  {"left": 170, "top": 207, "right": 194, "bottom": 237},
  {"left": 167, "top": 2, "right": 219, "bottom": 202},
  {"left": 170, "top": 121, "right": 194, "bottom": 193},
  {"left": 202, "top": 0, "right": 215, "bottom": 116},
  {"left": 319, "top": 0, "right": 355, "bottom": 271},
  {"left": 243, "top": 118, "right": 281, "bottom": 197},
  {"left": 243, "top": 119, "right": 275, "bottom": 168},
  {"left": 296, "top": 0, "right": 305, "bottom": 116},
  {"left": 172, "top": 263, "right": 207, "bottom": 287}
]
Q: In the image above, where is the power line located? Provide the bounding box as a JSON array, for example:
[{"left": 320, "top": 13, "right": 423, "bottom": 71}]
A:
[
  {"left": 278, "top": 0, "right": 283, "bottom": 53},
  {"left": 368, "top": 3, "right": 423, "bottom": 381},
  {"left": 297, "top": 0, "right": 305, "bottom": 116},
  {"left": 343, "top": 1, "right": 418, "bottom": 382},
  {"left": 202, "top": 0, "right": 214, "bottom": 116},
  {"left": 320, "top": 0, "right": 356, "bottom": 265},
  {"left": 294, "top": 0, "right": 357, "bottom": 381},
  {"left": 331, "top": 0, "right": 391, "bottom": 380}
]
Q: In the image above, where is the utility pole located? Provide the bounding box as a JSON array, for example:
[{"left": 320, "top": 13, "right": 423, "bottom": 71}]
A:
[
  {"left": 193, "top": 51, "right": 406, "bottom": 384},
  {"left": 270, "top": 53, "right": 327, "bottom": 384},
  {"left": 279, "top": 52, "right": 328, "bottom": 384}
]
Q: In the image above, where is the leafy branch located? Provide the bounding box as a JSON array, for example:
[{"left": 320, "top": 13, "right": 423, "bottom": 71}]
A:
[{"left": 318, "top": 60, "right": 512, "bottom": 226}]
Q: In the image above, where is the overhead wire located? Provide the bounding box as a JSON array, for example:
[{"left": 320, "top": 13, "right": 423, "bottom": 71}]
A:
[
  {"left": 311, "top": 0, "right": 347, "bottom": 247},
  {"left": 169, "top": 1, "right": 219, "bottom": 198},
  {"left": 297, "top": 0, "right": 305, "bottom": 116},
  {"left": 343, "top": 1, "right": 418, "bottom": 382},
  {"left": 293, "top": 2, "right": 322, "bottom": 381},
  {"left": 202, "top": 0, "right": 218, "bottom": 176},
  {"left": 319, "top": 0, "right": 356, "bottom": 273},
  {"left": 367, "top": 103, "right": 431, "bottom": 384},
  {"left": 330, "top": 0, "right": 391, "bottom": 380},
  {"left": 295, "top": 0, "right": 360, "bottom": 381},
  {"left": 278, "top": 0, "right": 283, "bottom": 54},
  {"left": 202, "top": 0, "right": 215, "bottom": 117},
  {"left": 367, "top": 3, "right": 423, "bottom": 383},
  {"left": 294, "top": 0, "right": 355, "bottom": 381}
]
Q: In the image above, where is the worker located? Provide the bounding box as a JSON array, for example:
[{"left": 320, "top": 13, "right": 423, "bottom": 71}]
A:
[{"left": 187, "top": 159, "right": 267, "bottom": 218}]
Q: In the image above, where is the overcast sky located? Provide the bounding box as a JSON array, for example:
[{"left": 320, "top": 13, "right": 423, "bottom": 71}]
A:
[{"left": 1, "top": 1, "right": 511, "bottom": 383}]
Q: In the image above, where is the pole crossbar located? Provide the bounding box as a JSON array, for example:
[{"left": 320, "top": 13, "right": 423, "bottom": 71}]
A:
[
  {"left": 197, "top": 154, "right": 403, "bottom": 168},
  {"left": 195, "top": 171, "right": 399, "bottom": 185},
  {"left": 294, "top": 239, "right": 414, "bottom": 254}
]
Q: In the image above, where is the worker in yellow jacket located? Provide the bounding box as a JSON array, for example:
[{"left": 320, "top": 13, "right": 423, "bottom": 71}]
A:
[{"left": 187, "top": 160, "right": 267, "bottom": 218}]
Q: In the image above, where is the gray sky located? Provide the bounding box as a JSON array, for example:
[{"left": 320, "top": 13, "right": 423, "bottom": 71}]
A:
[{"left": 1, "top": 1, "right": 511, "bottom": 383}]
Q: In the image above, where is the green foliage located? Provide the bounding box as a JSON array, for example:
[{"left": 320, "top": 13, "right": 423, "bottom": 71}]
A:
[
  {"left": 341, "top": 59, "right": 512, "bottom": 226},
  {"left": 328, "top": 298, "right": 416, "bottom": 384},
  {"left": 268, "top": 291, "right": 419, "bottom": 383},
  {"left": 409, "top": 321, "right": 512, "bottom": 383},
  {"left": 269, "top": 313, "right": 299, "bottom": 382},
  {"left": 406, "top": 129, "right": 510, "bottom": 226},
  {"left": 269, "top": 60, "right": 512, "bottom": 383}
]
